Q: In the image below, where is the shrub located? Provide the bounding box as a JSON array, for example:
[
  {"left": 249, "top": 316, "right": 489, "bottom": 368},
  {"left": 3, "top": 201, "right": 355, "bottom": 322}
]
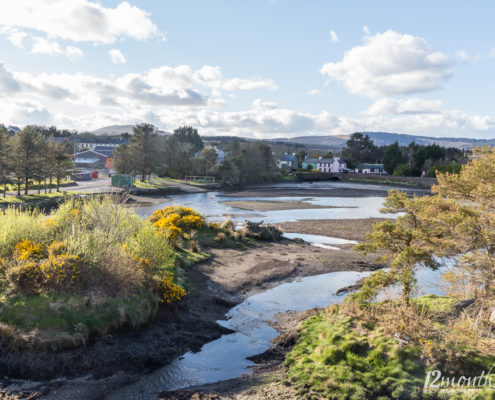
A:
[
  {"left": 393, "top": 163, "right": 413, "bottom": 176},
  {"left": 215, "top": 232, "right": 226, "bottom": 243},
  {"left": 156, "top": 276, "right": 186, "bottom": 303},
  {"left": 148, "top": 206, "right": 206, "bottom": 243},
  {"left": 189, "top": 240, "right": 200, "bottom": 253}
]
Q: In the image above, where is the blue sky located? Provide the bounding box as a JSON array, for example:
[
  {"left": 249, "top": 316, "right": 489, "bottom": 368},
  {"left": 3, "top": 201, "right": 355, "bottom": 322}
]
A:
[{"left": 0, "top": 0, "right": 494, "bottom": 138}]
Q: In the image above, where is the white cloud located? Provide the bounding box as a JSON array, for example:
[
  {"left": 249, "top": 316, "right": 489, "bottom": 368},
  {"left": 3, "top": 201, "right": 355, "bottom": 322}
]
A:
[
  {"left": 362, "top": 26, "right": 371, "bottom": 37},
  {"left": 222, "top": 77, "right": 277, "bottom": 91},
  {"left": 307, "top": 89, "right": 321, "bottom": 96},
  {"left": 1, "top": 60, "right": 492, "bottom": 139},
  {"left": 192, "top": 65, "right": 277, "bottom": 91},
  {"left": 109, "top": 49, "right": 126, "bottom": 64},
  {"left": 30, "top": 37, "right": 84, "bottom": 61},
  {"left": 31, "top": 37, "right": 62, "bottom": 55},
  {"left": 486, "top": 49, "right": 495, "bottom": 59},
  {"left": 321, "top": 30, "right": 452, "bottom": 98},
  {"left": 252, "top": 98, "right": 278, "bottom": 109},
  {"left": 456, "top": 50, "right": 480, "bottom": 63},
  {"left": 0, "top": 0, "right": 163, "bottom": 44},
  {"left": 65, "top": 46, "right": 84, "bottom": 62},
  {"left": 0, "top": 27, "right": 27, "bottom": 48},
  {"left": 365, "top": 98, "right": 443, "bottom": 115},
  {"left": 329, "top": 30, "right": 339, "bottom": 43}
]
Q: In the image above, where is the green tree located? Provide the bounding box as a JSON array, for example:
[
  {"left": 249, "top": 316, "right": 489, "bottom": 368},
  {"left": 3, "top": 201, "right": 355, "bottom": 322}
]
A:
[
  {"left": 130, "top": 123, "right": 161, "bottom": 181},
  {"left": 172, "top": 126, "right": 204, "bottom": 152},
  {"left": 383, "top": 141, "right": 404, "bottom": 174},
  {"left": 11, "top": 126, "right": 45, "bottom": 195},
  {"left": 354, "top": 190, "right": 439, "bottom": 304},
  {"left": 50, "top": 141, "right": 73, "bottom": 192},
  {"left": 341, "top": 132, "right": 379, "bottom": 167},
  {"left": 112, "top": 144, "right": 136, "bottom": 176},
  {"left": 0, "top": 126, "right": 12, "bottom": 197}
]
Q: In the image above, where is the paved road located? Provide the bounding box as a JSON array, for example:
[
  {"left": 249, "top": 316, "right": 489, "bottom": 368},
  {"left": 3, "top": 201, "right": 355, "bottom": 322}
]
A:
[{"left": 64, "top": 178, "right": 122, "bottom": 194}]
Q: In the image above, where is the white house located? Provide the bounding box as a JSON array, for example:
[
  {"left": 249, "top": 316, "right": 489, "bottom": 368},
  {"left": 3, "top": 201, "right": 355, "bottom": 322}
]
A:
[{"left": 302, "top": 157, "right": 347, "bottom": 173}]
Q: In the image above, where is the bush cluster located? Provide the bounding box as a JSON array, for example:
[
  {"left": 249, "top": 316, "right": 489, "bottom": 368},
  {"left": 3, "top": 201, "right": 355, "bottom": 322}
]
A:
[
  {"left": 0, "top": 197, "right": 203, "bottom": 348},
  {"left": 148, "top": 206, "right": 205, "bottom": 243}
]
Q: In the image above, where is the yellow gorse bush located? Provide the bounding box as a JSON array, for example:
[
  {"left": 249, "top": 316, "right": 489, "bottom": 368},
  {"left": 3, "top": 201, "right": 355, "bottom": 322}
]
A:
[
  {"left": 14, "top": 238, "right": 45, "bottom": 260},
  {"left": 7, "top": 239, "right": 84, "bottom": 294},
  {"left": 148, "top": 206, "right": 205, "bottom": 241},
  {"left": 156, "top": 276, "right": 187, "bottom": 303}
]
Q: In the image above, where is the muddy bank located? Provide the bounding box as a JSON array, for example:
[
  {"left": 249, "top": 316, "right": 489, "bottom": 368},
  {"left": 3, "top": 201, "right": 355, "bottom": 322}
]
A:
[
  {"left": 220, "top": 200, "right": 350, "bottom": 212},
  {"left": 0, "top": 239, "right": 381, "bottom": 399},
  {"left": 159, "top": 309, "right": 320, "bottom": 400},
  {"left": 279, "top": 218, "right": 390, "bottom": 241}
]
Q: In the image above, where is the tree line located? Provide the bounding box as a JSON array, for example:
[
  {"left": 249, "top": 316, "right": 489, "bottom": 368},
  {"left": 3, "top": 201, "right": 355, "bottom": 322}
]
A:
[
  {"left": 113, "top": 124, "right": 277, "bottom": 185},
  {"left": 0, "top": 125, "right": 73, "bottom": 196},
  {"left": 341, "top": 132, "right": 467, "bottom": 176}
]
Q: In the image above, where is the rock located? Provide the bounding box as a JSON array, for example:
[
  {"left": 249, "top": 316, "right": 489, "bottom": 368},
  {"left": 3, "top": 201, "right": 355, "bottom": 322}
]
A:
[
  {"left": 454, "top": 298, "right": 476, "bottom": 312},
  {"left": 239, "top": 220, "right": 282, "bottom": 241}
]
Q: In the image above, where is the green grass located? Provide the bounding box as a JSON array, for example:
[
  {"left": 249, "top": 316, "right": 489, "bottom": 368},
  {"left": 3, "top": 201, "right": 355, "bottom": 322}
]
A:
[
  {"left": 346, "top": 176, "right": 431, "bottom": 188},
  {"left": 2, "top": 179, "right": 75, "bottom": 193},
  {"left": 285, "top": 297, "right": 495, "bottom": 400},
  {"left": 285, "top": 312, "right": 424, "bottom": 399},
  {"left": 0, "top": 192, "right": 70, "bottom": 204},
  {"left": 157, "top": 177, "right": 217, "bottom": 186},
  {"left": 0, "top": 292, "right": 157, "bottom": 350}
]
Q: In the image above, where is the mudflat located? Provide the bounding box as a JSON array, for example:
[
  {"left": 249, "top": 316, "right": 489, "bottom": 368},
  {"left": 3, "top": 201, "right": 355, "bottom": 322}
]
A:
[
  {"left": 220, "top": 200, "right": 349, "bottom": 211},
  {"left": 279, "top": 218, "right": 390, "bottom": 241}
]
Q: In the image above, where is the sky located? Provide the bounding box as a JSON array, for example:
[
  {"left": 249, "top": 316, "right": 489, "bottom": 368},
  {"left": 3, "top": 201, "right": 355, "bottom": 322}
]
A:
[{"left": 0, "top": 0, "right": 494, "bottom": 139}]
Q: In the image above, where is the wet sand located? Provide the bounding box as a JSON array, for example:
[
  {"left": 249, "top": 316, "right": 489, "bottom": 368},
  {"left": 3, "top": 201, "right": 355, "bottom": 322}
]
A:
[
  {"left": 220, "top": 200, "right": 349, "bottom": 212},
  {"left": 279, "top": 218, "right": 390, "bottom": 241}
]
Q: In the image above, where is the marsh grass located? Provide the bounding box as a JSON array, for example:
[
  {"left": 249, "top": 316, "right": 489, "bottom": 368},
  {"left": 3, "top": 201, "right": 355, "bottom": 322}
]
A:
[{"left": 285, "top": 297, "right": 495, "bottom": 400}]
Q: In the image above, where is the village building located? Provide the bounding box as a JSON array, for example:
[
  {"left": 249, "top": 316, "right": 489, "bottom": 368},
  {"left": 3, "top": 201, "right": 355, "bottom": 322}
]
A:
[{"left": 302, "top": 157, "right": 347, "bottom": 173}]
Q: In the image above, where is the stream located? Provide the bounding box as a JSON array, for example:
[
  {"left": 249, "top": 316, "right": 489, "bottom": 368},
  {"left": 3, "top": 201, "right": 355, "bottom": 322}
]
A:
[{"left": 104, "top": 183, "right": 442, "bottom": 399}]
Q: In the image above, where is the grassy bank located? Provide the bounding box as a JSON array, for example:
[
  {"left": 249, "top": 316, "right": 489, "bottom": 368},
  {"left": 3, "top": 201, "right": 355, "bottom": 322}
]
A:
[
  {"left": 0, "top": 198, "right": 247, "bottom": 351},
  {"left": 285, "top": 296, "right": 495, "bottom": 399},
  {"left": 0, "top": 192, "right": 70, "bottom": 206}
]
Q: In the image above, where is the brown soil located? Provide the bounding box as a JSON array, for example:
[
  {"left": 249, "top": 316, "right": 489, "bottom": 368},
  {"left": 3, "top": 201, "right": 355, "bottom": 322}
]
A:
[
  {"left": 220, "top": 200, "right": 349, "bottom": 212},
  {"left": 279, "top": 218, "right": 390, "bottom": 241},
  {"left": 0, "top": 221, "right": 382, "bottom": 399}
]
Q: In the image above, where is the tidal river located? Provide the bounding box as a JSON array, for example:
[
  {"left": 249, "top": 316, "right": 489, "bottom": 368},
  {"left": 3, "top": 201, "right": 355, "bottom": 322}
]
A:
[{"left": 105, "top": 182, "right": 441, "bottom": 399}]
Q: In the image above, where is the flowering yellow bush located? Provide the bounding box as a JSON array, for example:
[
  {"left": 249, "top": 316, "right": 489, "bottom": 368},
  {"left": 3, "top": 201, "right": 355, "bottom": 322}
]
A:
[
  {"left": 7, "top": 239, "right": 84, "bottom": 294},
  {"left": 148, "top": 206, "right": 205, "bottom": 242},
  {"left": 14, "top": 238, "right": 44, "bottom": 260},
  {"left": 156, "top": 276, "right": 186, "bottom": 303}
]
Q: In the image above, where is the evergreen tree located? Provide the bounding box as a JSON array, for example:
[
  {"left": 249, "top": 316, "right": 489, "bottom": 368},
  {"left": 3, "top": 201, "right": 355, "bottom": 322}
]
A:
[
  {"left": 11, "top": 126, "right": 45, "bottom": 195},
  {"left": 0, "top": 127, "right": 12, "bottom": 197},
  {"left": 383, "top": 141, "right": 404, "bottom": 174}
]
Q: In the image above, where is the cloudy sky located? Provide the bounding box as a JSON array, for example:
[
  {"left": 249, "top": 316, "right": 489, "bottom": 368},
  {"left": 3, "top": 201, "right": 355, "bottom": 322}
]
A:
[{"left": 0, "top": 0, "right": 494, "bottom": 138}]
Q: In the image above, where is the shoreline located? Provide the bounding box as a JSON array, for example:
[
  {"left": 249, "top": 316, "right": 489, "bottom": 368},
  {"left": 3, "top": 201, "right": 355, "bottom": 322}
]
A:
[{"left": 0, "top": 219, "right": 382, "bottom": 399}]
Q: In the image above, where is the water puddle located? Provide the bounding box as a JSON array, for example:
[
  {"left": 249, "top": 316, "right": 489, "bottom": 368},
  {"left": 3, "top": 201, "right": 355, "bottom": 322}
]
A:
[{"left": 282, "top": 232, "right": 358, "bottom": 250}]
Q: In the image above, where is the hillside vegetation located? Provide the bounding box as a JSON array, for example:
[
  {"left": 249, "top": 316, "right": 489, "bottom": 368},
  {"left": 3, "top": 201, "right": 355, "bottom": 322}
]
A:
[{"left": 0, "top": 197, "right": 243, "bottom": 351}]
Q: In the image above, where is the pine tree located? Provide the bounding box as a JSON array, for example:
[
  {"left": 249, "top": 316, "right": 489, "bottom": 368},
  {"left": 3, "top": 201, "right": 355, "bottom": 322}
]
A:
[{"left": 11, "top": 126, "right": 45, "bottom": 195}]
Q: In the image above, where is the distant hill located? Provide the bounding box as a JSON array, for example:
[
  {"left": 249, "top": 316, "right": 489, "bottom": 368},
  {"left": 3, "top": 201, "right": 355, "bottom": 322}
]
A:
[
  {"left": 268, "top": 135, "right": 348, "bottom": 148},
  {"left": 92, "top": 125, "right": 170, "bottom": 136},
  {"left": 363, "top": 132, "right": 495, "bottom": 149},
  {"left": 270, "top": 132, "right": 495, "bottom": 150}
]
